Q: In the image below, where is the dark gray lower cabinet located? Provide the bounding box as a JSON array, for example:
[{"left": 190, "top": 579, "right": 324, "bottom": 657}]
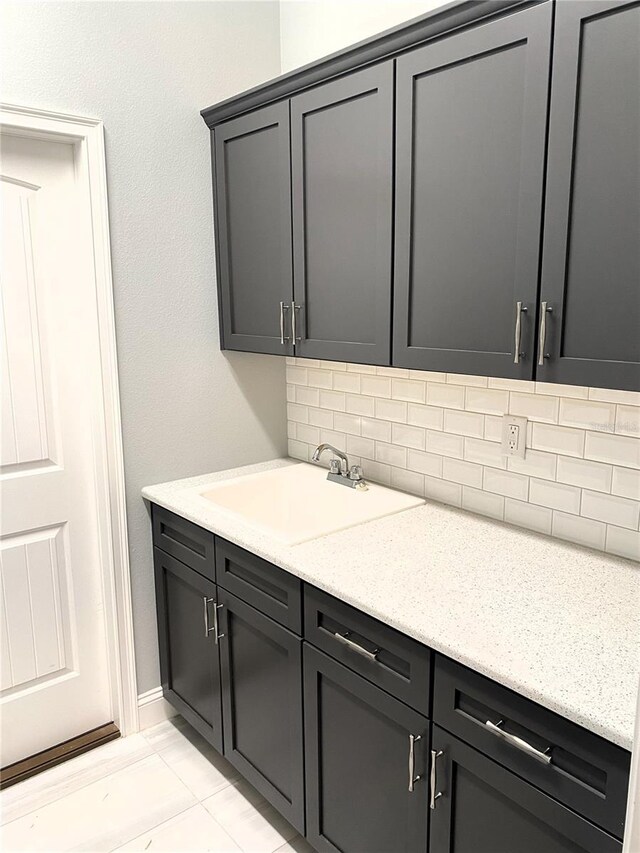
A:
[
  {"left": 153, "top": 547, "right": 223, "bottom": 752},
  {"left": 217, "top": 588, "right": 305, "bottom": 833},
  {"left": 429, "top": 725, "right": 622, "bottom": 853},
  {"left": 303, "top": 643, "right": 429, "bottom": 853}
]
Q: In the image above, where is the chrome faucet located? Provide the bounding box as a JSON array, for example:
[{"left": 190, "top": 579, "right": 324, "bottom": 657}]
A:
[{"left": 312, "top": 444, "right": 367, "bottom": 490}]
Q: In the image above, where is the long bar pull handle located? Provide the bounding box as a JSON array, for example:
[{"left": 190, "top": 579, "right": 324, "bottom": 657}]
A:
[
  {"left": 513, "top": 301, "right": 527, "bottom": 364},
  {"left": 280, "top": 302, "right": 285, "bottom": 345},
  {"left": 408, "top": 734, "right": 421, "bottom": 792},
  {"left": 430, "top": 749, "right": 443, "bottom": 808},
  {"left": 213, "top": 603, "right": 225, "bottom": 644},
  {"left": 485, "top": 720, "right": 552, "bottom": 765},
  {"left": 333, "top": 632, "right": 378, "bottom": 661},
  {"left": 203, "top": 597, "right": 215, "bottom": 638},
  {"left": 291, "top": 301, "right": 301, "bottom": 344},
  {"left": 538, "top": 302, "right": 552, "bottom": 366}
]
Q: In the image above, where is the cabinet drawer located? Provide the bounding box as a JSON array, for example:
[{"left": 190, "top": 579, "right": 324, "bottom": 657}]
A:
[
  {"left": 433, "top": 655, "right": 630, "bottom": 838},
  {"left": 304, "top": 586, "right": 430, "bottom": 715},
  {"left": 215, "top": 538, "right": 302, "bottom": 634},
  {"left": 152, "top": 505, "right": 215, "bottom": 582}
]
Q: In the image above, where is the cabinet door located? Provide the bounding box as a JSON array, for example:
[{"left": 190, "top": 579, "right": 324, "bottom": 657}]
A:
[
  {"left": 537, "top": 0, "right": 640, "bottom": 391},
  {"left": 304, "top": 643, "right": 429, "bottom": 853},
  {"left": 217, "top": 589, "right": 304, "bottom": 833},
  {"left": 291, "top": 63, "right": 394, "bottom": 365},
  {"left": 213, "top": 102, "right": 293, "bottom": 355},
  {"left": 430, "top": 726, "right": 622, "bottom": 853},
  {"left": 394, "top": 3, "right": 551, "bottom": 378},
  {"left": 153, "top": 548, "right": 223, "bottom": 752}
]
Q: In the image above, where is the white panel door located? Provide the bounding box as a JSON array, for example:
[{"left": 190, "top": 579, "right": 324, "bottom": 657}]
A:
[{"left": 1, "top": 132, "right": 112, "bottom": 766}]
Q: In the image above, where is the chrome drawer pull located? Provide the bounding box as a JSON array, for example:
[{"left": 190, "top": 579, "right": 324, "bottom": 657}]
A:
[
  {"left": 279, "top": 302, "right": 290, "bottom": 345},
  {"left": 408, "top": 734, "right": 421, "bottom": 792},
  {"left": 513, "top": 301, "right": 527, "bottom": 364},
  {"left": 333, "top": 631, "right": 378, "bottom": 661},
  {"left": 430, "top": 749, "right": 443, "bottom": 809},
  {"left": 485, "top": 719, "right": 552, "bottom": 765},
  {"left": 538, "top": 302, "right": 552, "bottom": 366},
  {"left": 213, "top": 603, "right": 225, "bottom": 644}
]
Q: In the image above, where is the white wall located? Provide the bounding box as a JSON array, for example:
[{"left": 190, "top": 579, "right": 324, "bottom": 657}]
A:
[
  {"left": 280, "top": 0, "right": 446, "bottom": 72},
  {"left": 0, "top": 0, "right": 286, "bottom": 694}
]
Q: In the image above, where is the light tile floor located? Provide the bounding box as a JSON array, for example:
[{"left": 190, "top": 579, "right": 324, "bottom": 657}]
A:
[{"left": 1, "top": 717, "right": 315, "bottom": 853}]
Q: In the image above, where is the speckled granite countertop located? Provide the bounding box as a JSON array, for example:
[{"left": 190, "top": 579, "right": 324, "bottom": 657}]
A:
[{"left": 142, "top": 458, "right": 640, "bottom": 750}]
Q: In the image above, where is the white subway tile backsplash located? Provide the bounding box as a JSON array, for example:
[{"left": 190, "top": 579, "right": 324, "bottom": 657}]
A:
[
  {"left": 605, "top": 526, "right": 640, "bottom": 562},
  {"left": 345, "top": 393, "right": 375, "bottom": 417},
  {"left": 510, "top": 392, "right": 559, "bottom": 423},
  {"left": 361, "top": 375, "right": 392, "bottom": 398},
  {"left": 612, "top": 467, "right": 640, "bottom": 501},
  {"left": 559, "top": 398, "right": 616, "bottom": 432},
  {"left": 391, "top": 422, "right": 426, "bottom": 450},
  {"left": 581, "top": 490, "right": 640, "bottom": 530},
  {"left": 426, "top": 382, "right": 465, "bottom": 409},
  {"left": 425, "top": 476, "right": 462, "bottom": 507},
  {"left": 407, "top": 449, "right": 443, "bottom": 478},
  {"left": 585, "top": 431, "right": 640, "bottom": 469},
  {"left": 443, "top": 458, "right": 483, "bottom": 488},
  {"left": 531, "top": 423, "right": 585, "bottom": 457},
  {"left": 462, "top": 487, "right": 504, "bottom": 520},
  {"left": 529, "top": 479, "right": 581, "bottom": 514},
  {"left": 443, "top": 409, "right": 484, "bottom": 437},
  {"left": 483, "top": 468, "right": 529, "bottom": 501},
  {"left": 361, "top": 417, "right": 392, "bottom": 442},
  {"left": 392, "top": 378, "right": 426, "bottom": 403},
  {"left": 556, "top": 456, "right": 612, "bottom": 493},
  {"left": 407, "top": 404, "right": 444, "bottom": 430},
  {"left": 376, "top": 442, "right": 407, "bottom": 468},
  {"left": 465, "top": 387, "right": 508, "bottom": 415},
  {"left": 552, "top": 512, "right": 606, "bottom": 551},
  {"left": 287, "top": 360, "right": 639, "bottom": 561},
  {"left": 333, "top": 372, "right": 361, "bottom": 394},
  {"left": 504, "top": 499, "right": 552, "bottom": 534}
]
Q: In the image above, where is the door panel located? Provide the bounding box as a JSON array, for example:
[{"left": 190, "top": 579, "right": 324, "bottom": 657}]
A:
[
  {"left": 0, "top": 133, "right": 112, "bottom": 766},
  {"left": 430, "top": 726, "right": 622, "bottom": 853},
  {"left": 218, "top": 589, "right": 304, "bottom": 832},
  {"left": 304, "top": 643, "right": 429, "bottom": 853},
  {"left": 537, "top": 0, "right": 640, "bottom": 390},
  {"left": 291, "top": 63, "right": 394, "bottom": 364},
  {"left": 213, "top": 102, "right": 293, "bottom": 355},
  {"left": 154, "top": 549, "right": 223, "bottom": 752},
  {"left": 394, "top": 3, "right": 551, "bottom": 377}
]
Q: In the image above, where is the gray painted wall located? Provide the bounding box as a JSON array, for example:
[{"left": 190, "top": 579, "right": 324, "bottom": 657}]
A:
[{"left": 0, "top": 1, "right": 287, "bottom": 695}]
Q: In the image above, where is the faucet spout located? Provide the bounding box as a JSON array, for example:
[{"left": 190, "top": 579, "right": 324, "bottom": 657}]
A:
[{"left": 312, "top": 443, "right": 349, "bottom": 474}]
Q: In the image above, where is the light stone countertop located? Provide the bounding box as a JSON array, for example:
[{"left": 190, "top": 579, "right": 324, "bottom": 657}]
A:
[{"left": 142, "top": 458, "right": 640, "bottom": 751}]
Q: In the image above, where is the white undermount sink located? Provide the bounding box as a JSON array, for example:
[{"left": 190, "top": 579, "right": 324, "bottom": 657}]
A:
[{"left": 198, "top": 462, "right": 424, "bottom": 545}]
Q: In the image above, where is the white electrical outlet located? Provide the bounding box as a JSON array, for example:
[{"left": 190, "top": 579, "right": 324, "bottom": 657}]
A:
[{"left": 501, "top": 415, "right": 527, "bottom": 458}]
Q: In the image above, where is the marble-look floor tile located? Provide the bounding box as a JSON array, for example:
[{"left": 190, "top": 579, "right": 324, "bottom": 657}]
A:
[
  {"left": 143, "top": 719, "right": 239, "bottom": 800},
  {"left": 114, "top": 803, "right": 241, "bottom": 852},
  {"left": 0, "top": 734, "right": 154, "bottom": 825},
  {"left": 274, "top": 835, "right": 317, "bottom": 853},
  {"left": 2, "top": 753, "right": 196, "bottom": 851},
  {"left": 203, "top": 780, "right": 297, "bottom": 853}
]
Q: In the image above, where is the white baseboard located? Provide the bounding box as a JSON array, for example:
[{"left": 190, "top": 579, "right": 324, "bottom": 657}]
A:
[{"left": 137, "top": 687, "right": 177, "bottom": 731}]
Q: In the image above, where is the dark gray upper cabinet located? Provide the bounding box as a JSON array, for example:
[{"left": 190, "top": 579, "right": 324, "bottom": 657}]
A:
[
  {"left": 290, "top": 63, "right": 394, "bottom": 365},
  {"left": 536, "top": 0, "right": 640, "bottom": 391},
  {"left": 213, "top": 102, "right": 294, "bottom": 355},
  {"left": 393, "top": 2, "right": 552, "bottom": 378}
]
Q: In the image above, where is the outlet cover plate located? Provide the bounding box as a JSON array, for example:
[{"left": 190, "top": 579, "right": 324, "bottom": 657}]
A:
[{"left": 501, "top": 415, "right": 527, "bottom": 458}]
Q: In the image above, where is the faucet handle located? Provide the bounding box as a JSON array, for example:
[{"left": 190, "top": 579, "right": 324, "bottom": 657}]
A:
[
  {"left": 329, "top": 458, "right": 341, "bottom": 474},
  {"left": 348, "top": 465, "right": 364, "bottom": 481}
]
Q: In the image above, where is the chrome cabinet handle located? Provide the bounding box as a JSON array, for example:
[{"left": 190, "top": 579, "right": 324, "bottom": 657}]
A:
[
  {"left": 291, "top": 301, "right": 301, "bottom": 343},
  {"left": 408, "top": 734, "right": 422, "bottom": 792},
  {"left": 485, "top": 719, "right": 552, "bottom": 765},
  {"left": 513, "top": 301, "right": 528, "bottom": 364},
  {"left": 430, "top": 749, "right": 443, "bottom": 809},
  {"left": 212, "top": 603, "right": 225, "bottom": 644},
  {"left": 203, "top": 597, "right": 215, "bottom": 638},
  {"left": 538, "top": 302, "right": 552, "bottom": 366},
  {"left": 333, "top": 631, "right": 378, "bottom": 661},
  {"left": 279, "top": 302, "right": 290, "bottom": 345}
]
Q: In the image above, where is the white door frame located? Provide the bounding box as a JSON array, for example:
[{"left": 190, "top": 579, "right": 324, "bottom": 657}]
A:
[{"left": 0, "top": 103, "right": 139, "bottom": 737}]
